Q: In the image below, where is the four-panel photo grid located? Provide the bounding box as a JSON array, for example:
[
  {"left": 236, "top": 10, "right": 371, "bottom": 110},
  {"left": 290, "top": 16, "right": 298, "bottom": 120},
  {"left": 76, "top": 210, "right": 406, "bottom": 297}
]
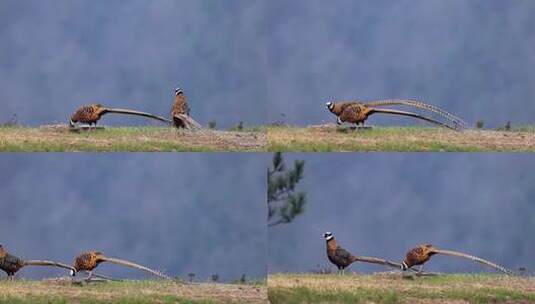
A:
[{"left": 1, "top": 1, "right": 534, "bottom": 303}]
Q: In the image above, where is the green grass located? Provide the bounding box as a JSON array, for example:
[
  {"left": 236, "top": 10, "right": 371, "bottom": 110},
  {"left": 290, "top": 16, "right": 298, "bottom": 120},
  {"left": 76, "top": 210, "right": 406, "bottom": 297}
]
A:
[
  {"left": 0, "top": 126, "right": 265, "bottom": 152},
  {"left": 269, "top": 286, "right": 534, "bottom": 304},
  {"left": 269, "top": 287, "right": 399, "bottom": 304},
  {"left": 0, "top": 280, "right": 266, "bottom": 304},
  {"left": 268, "top": 273, "right": 535, "bottom": 304},
  {"left": 512, "top": 125, "right": 535, "bottom": 132},
  {"left": 269, "top": 139, "right": 481, "bottom": 152},
  {"left": 0, "top": 295, "right": 214, "bottom": 304},
  {"left": 267, "top": 125, "right": 535, "bottom": 152},
  {"left": 2, "top": 124, "right": 534, "bottom": 152},
  {"left": 226, "top": 125, "right": 267, "bottom": 133}
]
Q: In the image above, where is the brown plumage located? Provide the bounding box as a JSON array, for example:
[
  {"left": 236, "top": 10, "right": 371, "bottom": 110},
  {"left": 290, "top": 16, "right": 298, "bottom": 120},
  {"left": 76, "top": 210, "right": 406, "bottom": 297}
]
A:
[
  {"left": 171, "top": 88, "right": 202, "bottom": 130},
  {"left": 402, "top": 244, "right": 511, "bottom": 274},
  {"left": 323, "top": 232, "right": 401, "bottom": 274},
  {"left": 69, "top": 104, "right": 171, "bottom": 128},
  {"left": 71, "top": 251, "right": 171, "bottom": 280},
  {"left": 0, "top": 244, "right": 75, "bottom": 280},
  {"left": 326, "top": 99, "right": 467, "bottom": 131}
]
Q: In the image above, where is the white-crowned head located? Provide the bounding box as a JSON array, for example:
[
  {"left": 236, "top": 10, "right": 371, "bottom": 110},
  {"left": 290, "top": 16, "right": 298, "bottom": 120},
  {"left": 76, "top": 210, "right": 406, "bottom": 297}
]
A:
[
  {"left": 326, "top": 102, "right": 335, "bottom": 111},
  {"left": 323, "top": 232, "right": 334, "bottom": 241},
  {"left": 174, "top": 88, "right": 183, "bottom": 96}
]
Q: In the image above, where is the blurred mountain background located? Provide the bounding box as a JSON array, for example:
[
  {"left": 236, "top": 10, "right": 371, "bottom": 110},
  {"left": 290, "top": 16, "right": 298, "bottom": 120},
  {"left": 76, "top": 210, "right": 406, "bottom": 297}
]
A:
[
  {"left": 0, "top": 153, "right": 267, "bottom": 282},
  {"left": 269, "top": 154, "right": 535, "bottom": 274},
  {"left": 0, "top": 0, "right": 267, "bottom": 129},
  {"left": 267, "top": 0, "right": 535, "bottom": 128},
  {"left": 2, "top": 1, "right": 534, "bottom": 129}
]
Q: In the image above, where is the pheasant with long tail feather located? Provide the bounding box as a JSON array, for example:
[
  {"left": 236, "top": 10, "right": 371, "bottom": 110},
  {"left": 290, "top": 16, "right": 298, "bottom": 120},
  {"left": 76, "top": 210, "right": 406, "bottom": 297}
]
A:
[
  {"left": 401, "top": 244, "right": 511, "bottom": 275},
  {"left": 326, "top": 99, "right": 467, "bottom": 131},
  {"left": 0, "top": 244, "right": 75, "bottom": 280},
  {"left": 69, "top": 104, "right": 171, "bottom": 129},
  {"left": 324, "top": 232, "right": 401, "bottom": 274},
  {"left": 71, "top": 251, "right": 171, "bottom": 280}
]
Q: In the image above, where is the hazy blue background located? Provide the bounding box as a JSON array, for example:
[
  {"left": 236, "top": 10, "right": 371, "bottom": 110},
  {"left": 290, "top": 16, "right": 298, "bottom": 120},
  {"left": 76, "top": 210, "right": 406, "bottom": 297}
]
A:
[
  {"left": 2, "top": 1, "right": 534, "bottom": 129},
  {"left": 0, "top": 0, "right": 267, "bottom": 128},
  {"left": 0, "top": 154, "right": 267, "bottom": 281},
  {"left": 267, "top": 0, "right": 535, "bottom": 128},
  {"left": 269, "top": 154, "right": 535, "bottom": 274}
]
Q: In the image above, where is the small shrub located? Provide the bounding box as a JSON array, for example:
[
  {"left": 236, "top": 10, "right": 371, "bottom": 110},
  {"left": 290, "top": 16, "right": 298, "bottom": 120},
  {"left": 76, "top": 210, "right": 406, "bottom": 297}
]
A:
[
  {"left": 271, "top": 113, "right": 288, "bottom": 127},
  {"left": 497, "top": 121, "right": 512, "bottom": 131},
  {"left": 228, "top": 121, "right": 245, "bottom": 131},
  {"left": 1, "top": 114, "right": 18, "bottom": 127},
  {"left": 476, "top": 120, "right": 484, "bottom": 129}
]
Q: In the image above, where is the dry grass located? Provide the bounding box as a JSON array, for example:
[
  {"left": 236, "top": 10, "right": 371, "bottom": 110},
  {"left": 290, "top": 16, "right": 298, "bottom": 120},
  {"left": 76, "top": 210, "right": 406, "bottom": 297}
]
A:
[
  {"left": 268, "top": 273, "right": 535, "bottom": 303},
  {"left": 0, "top": 279, "right": 267, "bottom": 304},
  {"left": 0, "top": 125, "right": 266, "bottom": 152},
  {"left": 267, "top": 125, "right": 535, "bottom": 152},
  {"left": 3, "top": 124, "right": 533, "bottom": 152}
]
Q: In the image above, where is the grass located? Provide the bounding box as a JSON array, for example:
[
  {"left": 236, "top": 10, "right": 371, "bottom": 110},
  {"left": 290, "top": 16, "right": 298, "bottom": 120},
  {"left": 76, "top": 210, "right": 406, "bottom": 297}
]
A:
[
  {"left": 2, "top": 124, "right": 534, "bottom": 152},
  {"left": 267, "top": 125, "right": 535, "bottom": 152},
  {"left": 268, "top": 273, "right": 535, "bottom": 304},
  {"left": 0, "top": 280, "right": 267, "bottom": 304},
  {"left": 0, "top": 126, "right": 266, "bottom": 152}
]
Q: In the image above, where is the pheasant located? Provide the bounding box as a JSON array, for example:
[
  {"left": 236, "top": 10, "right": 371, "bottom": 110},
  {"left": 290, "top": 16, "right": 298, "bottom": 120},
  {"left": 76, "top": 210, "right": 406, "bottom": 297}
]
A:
[
  {"left": 0, "top": 244, "right": 75, "bottom": 280},
  {"left": 69, "top": 104, "right": 171, "bottom": 129},
  {"left": 71, "top": 251, "right": 171, "bottom": 280},
  {"left": 171, "top": 88, "right": 202, "bottom": 130},
  {"left": 324, "top": 232, "right": 401, "bottom": 274},
  {"left": 326, "top": 99, "right": 467, "bottom": 131},
  {"left": 401, "top": 244, "right": 512, "bottom": 274}
]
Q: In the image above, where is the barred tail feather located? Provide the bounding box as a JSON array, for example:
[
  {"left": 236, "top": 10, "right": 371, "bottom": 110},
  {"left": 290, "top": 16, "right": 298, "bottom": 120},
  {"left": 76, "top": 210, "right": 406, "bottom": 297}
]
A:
[
  {"left": 103, "top": 108, "right": 173, "bottom": 124},
  {"left": 173, "top": 113, "right": 203, "bottom": 130},
  {"left": 354, "top": 255, "right": 403, "bottom": 269},
  {"left": 102, "top": 257, "right": 172, "bottom": 280},
  {"left": 24, "top": 260, "right": 76, "bottom": 272},
  {"left": 365, "top": 99, "right": 467, "bottom": 129},
  {"left": 369, "top": 108, "right": 458, "bottom": 131},
  {"left": 433, "top": 249, "right": 512, "bottom": 274}
]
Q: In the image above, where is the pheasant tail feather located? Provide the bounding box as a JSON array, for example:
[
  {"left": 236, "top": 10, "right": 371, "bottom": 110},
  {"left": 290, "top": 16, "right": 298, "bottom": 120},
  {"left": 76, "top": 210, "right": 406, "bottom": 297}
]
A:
[
  {"left": 365, "top": 99, "right": 467, "bottom": 129},
  {"left": 433, "top": 249, "right": 512, "bottom": 274},
  {"left": 102, "top": 257, "right": 171, "bottom": 280},
  {"left": 103, "top": 108, "right": 172, "bottom": 124}
]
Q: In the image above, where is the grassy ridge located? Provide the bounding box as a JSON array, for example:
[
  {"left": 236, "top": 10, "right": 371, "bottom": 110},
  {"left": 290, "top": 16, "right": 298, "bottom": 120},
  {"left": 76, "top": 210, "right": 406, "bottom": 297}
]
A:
[
  {"left": 2, "top": 125, "right": 534, "bottom": 152},
  {"left": 268, "top": 273, "right": 535, "bottom": 304},
  {"left": 267, "top": 125, "right": 535, "bottom": 152},
  {"left": 0, "top": 280, "right": 267, "bottom": 304},
  {"left": 0, "top": 126, "right": 266, "bottom": 152}
]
